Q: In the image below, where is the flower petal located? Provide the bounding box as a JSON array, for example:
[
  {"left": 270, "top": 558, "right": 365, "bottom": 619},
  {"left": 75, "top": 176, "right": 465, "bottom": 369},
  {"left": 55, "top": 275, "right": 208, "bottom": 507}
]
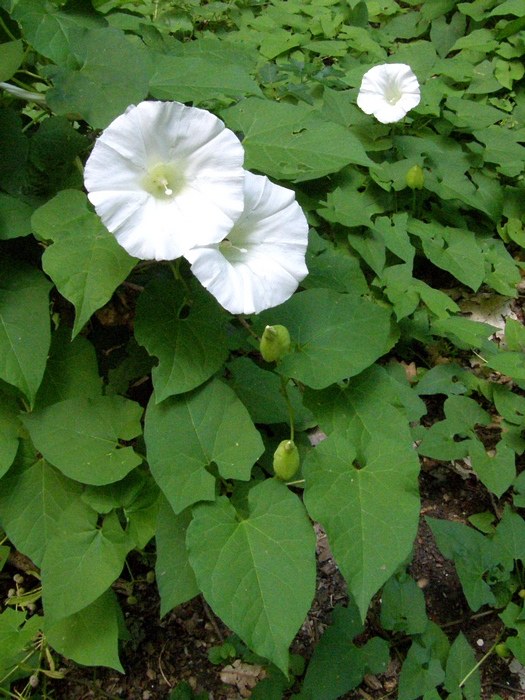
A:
[
  {"left": 357, "top": 63, "right": 421, "bottom": 123},
  {"left": 84, "top": 100, "right": 246, "bottom": 260},
  {"left": 186, "top": 172, "right": 309, "bottom": 315}
]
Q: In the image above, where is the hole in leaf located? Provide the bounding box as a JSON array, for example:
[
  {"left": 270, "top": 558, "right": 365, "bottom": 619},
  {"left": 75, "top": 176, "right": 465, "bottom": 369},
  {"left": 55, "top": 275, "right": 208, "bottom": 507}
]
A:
[{"left": 178, "top": 304, "right": 191, "bottom": 320}]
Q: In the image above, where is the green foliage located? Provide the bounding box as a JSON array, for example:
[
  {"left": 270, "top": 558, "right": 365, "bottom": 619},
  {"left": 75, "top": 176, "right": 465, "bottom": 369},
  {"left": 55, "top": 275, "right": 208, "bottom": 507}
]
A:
[
  {"left": 135, "top": 275, "right": 229, "bottom": 400},
  {"left": 300, "top": 601, "right": 389, "bottom": 699},
  {"left": 187, "top": 479, "right": 316, "bottom": 674},
  {"left": 0, "top": 0, "right": 524, "bottom": 695},
  {"left": 32, "top": 190, "right": 136, "bottom": 337}
]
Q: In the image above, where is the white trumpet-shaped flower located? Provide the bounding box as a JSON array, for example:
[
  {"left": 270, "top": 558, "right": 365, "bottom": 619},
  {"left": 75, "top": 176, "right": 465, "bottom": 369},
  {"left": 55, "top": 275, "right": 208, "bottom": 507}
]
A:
[
  {"left": 357, "top": 63, "right": 421, "bottom": 124},
  {"left": 185, "top": 172, "right": 309, "bottom": 315},
  {"left": 84, "top": 100, "right": 246, "bottom": 260}
]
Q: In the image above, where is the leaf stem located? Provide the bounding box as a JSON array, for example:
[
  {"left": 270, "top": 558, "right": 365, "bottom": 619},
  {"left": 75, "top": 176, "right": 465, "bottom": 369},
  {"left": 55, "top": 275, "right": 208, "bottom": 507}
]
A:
[{"left": 168, "top": 259, "right": 192, "bottom": 298}]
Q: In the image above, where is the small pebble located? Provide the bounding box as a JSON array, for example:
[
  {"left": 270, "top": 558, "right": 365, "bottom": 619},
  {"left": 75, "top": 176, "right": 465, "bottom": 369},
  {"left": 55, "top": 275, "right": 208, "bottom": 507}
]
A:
[{"left": 476, "top": 639, "right": 484, "bottom": 647}]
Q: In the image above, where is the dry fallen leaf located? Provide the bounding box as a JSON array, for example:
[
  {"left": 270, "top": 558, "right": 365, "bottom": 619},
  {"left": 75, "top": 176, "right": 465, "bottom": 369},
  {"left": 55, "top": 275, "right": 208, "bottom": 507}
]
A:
[{"left": 219, "top": 659, "right": 266, "bottom": 698}]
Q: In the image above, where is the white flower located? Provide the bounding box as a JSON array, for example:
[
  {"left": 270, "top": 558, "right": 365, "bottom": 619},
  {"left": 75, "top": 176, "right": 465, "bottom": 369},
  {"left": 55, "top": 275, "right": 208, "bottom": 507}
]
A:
[
  {"left": 185, "top": 172, "right": 309, "bottom": 315},
  {"left": 357, "top": 63, "right": 420, "bottom": 124},
  {"left": 84, "top": 100, "right": 246, "bottom": 261}
]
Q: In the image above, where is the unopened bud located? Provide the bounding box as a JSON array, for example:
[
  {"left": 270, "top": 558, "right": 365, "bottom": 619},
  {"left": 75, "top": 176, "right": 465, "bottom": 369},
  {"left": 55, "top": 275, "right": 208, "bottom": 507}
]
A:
[
  {"left": 273, "top": 440, "right": 300, "bottom": 480},
  {"left": 260, "top": 325, "right": 291, "bottom": 362},
  {"left": 406, "top": 164, "right": 424, "bottom": 190},
  {"left": 495, "top": 642, "right": 511, "bottom": 659}
]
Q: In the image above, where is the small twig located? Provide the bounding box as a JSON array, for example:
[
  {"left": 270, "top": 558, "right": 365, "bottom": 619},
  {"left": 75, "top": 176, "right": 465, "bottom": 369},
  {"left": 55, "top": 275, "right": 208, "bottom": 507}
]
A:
[
  {"left": 491, "top": 681, "right": 525, "bottom": 696},
  {"left": 201, "top": 596, "right": 224, "bottom": 643},
  {"left": 237, "top": 315, "right": 260, "bottom": 340},
  {"left": 440, "top": 608, "right": 497, "bottom": 629},
  {"left": 157, "top": 641, "right": 173, "bottom": 688},
  {"left": 441, "top": 610, "right": 497, "bottom": 628},
  {"left": 122, "top": 281, "right": 144, "bottom": 293}
]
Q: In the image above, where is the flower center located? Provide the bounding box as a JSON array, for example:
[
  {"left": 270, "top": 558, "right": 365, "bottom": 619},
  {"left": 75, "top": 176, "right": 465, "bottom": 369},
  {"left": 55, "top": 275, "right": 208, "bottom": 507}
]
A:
[
  {"left": 142, "top": 162, "right": 185, "bottom": 200},
  {"left": 385, "top": 82, "right": 403, "bottom": 105},
  {"left": 219, "top": 239, "right": 248, "bottom": 255}
]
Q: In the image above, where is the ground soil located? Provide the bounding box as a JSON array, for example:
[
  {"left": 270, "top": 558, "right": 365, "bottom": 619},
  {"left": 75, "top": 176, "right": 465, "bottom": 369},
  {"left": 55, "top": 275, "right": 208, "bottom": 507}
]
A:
[{"left": 3, "top": 459, "right": 525, "bottom": 700}]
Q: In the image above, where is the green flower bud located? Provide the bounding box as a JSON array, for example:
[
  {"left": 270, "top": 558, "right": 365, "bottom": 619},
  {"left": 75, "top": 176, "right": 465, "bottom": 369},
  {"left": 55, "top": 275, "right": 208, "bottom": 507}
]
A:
[
  {"left": 495, "top": 642, "right": 511, "bottom": 659},
  {"left": 406, "top": 164, "right": 425, "bottom": 190},
  {"left": 260, "top": 324, "right": 291, "bottom": 363},
  {"left": 273, "top": 439, "right": 300, "bottom": 480}
]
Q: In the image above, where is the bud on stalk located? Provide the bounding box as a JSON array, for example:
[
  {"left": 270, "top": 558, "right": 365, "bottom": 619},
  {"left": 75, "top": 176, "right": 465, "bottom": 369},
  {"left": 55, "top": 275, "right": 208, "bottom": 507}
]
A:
[
  {"left": 260, "top": 324, "right": 291, "bottom": 362},
  {"left": 273, "top": 439, "right": 300, "bottom": 480},
  {"left": 406, "top": 164, "right": 425, "bottom": 190}
]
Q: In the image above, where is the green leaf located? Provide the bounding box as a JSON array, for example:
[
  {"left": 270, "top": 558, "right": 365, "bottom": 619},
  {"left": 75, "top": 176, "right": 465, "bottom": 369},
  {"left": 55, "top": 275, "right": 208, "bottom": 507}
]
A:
[
  {"left": 431, "top": 316, "right": 496, "bottom": 351},
  {"left": 22, "top": 396, "right": 143, "bottom": 486},
  {"left": 145, "top": 378, "right": 264, "bottom": 514},
  {"left": 407, "top": 220, "right": 485, "bottom": 291},
  {"left": 486, "top": 350, "right": 525, "bottom": 381},
  {"left": 156, "top": 498, "right": 199, "bottom": 616},
  {"left": 45, "top": 590, "right": 124, "bottom": 672},
  {"left": 427, "top": 517, "right": 497, "bottom": 611},
  {"left": 397, "top": 134, "right": 502, "bottom": 220},
  {"left": 499, "top": 602, "right": 525, "bottom": 664},
  {"left": 303, "top": 429, "right": 419, "bottom": 619},
  {"left": 259, "top": 289, "right": 397, "bottom": 390},
  {"left": 105, "top": 337, "right": 154, "bottom": 396},
  {"left": 417, "top": 396, "right": 490, "bottom": 462},
  {"left": 469, "top": 439, "right": 515, "bottom": 498},
  {"left": 0, "top": 257, "right": 51, "bottom": 405},
  {"left": 302, "top": 367, "right": 420, "bottom": 618},
  {"left": 0, "top": 108, "right": 29, "bottom": 196},
  {"left": 45, "top": 27, "right": 150, "bottom": 128},
  {"left": 0, "top": 608, "right": 41, "bottom": 682},
  {"left": 227, "top": 357, "right": 313, "bottom": 429},
  {"left": 504, "top": 318, "right": 525, "bottom": 353},
  {"left": 492, "top": 506, "right": 525, "bottom": 571},
  {"left": 398, "top": 623, "right": 449, "bottom": 700},
  {"left": 0, "top": 39, "right": 23, "bottom": 82},
  {"left": 319, "top": 180, "right": 385, "bottom": 231},
  {"left": 444, "top": 633, "right": 481, "bottom": 700},
  {"left": 0, "top": 386, "right": 20, "bottom": 478},
  {"left": 301, "top": 602, "right": 389, "bottom": 700},
  {"left": 304, "top": 230, "right": 369, "bottom": 296},
  {"left": 0, "top": 453, "right": 82, "bottom": 566},
  {"left": 222, "top": 98, "right": 373, "bottom": 182},
  {"left": 29, "top": 115, "right": 88, "bottom": 176},
  {"left": 381, "top": 572, "right": 428, "bottom": 635},
  {"left": 135, "top": 276, "right": 229, "bottom": 401},
  {"left": 32, "top": 190, "right": 137, "bottom": 337},
  {"left": 7, "top": 0, "right": 103, "bottom": 64},
  {"left": 150, "top": 53, "right": 262, "bottom": 103},
  {"left": 0, "top": 193, "right": 33, "bottom": 240},
  {"left": 474, "top": 126, "right": 525, "bottom": 178},
  {"left": 305, "top": 363, "right": 425, "bottom": 438},
  {"left": 34, "top": 325, "right": 101, "bottom": 409},
  {"left": 41, "top": 501, "right": 132, "bottom": 625},
  {"left": 373, "top": 214, "right": 415, "bottom": 265},
  {"left": 187, "top": 479, "right": 316, "bottom": 674},
  {"left": 416, "top": 364, "right": 470, "bottom": 396}
]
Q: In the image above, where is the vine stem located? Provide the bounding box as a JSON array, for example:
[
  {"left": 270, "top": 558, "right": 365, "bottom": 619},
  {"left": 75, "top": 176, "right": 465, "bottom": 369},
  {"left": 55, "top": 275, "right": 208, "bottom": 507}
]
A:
[
  {"left": 459, "top": 634, "right": 501, "bottom": 688},
  {"left": 280, "top": 374, "right": 295, "bottom": 442}
]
